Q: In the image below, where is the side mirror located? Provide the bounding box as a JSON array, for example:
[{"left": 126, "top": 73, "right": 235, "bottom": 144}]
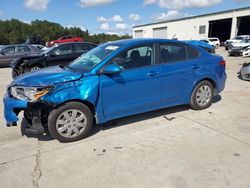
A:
[{"left": 102, "top": 64, "right": 123, "bottom": 75}]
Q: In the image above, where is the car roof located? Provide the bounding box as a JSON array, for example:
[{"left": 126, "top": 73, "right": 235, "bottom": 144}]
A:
[{"left": 103, "top": 38, "right": 187, "bottom": 47}]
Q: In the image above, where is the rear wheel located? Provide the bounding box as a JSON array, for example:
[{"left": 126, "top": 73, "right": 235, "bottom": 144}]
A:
[
  {"left": 190, "top": 80, "right": 214, "bottom": 110},
  {"left": 48, "top": 102, "right": 93, "bottom": 142}
]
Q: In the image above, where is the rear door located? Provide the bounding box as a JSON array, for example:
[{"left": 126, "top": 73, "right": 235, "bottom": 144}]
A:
[
  {"left": 159, "top": 42, "right": 200, "bottom": 104},
  {"left": 100, "top": 43, "right": 162, "bottom": 120},
  {"left": 15, "top": 45, "right": 32, "bottom": 57},
  {"left": 46, "top": 44, "right": 74, "bottom": 66}
]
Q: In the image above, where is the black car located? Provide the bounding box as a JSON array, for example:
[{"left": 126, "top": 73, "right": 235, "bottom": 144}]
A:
[
  {"left": 12, "top": 42, "right": 97, "bottom": 78},
  {"left": 0, "top": 44, "right": 41, "bottom": 67}
]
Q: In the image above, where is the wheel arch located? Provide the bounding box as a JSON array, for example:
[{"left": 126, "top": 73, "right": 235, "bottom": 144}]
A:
[
  {"left": 186, "top": 77, "right": 217, "bottom": 104},
  {"left": 53, "top": 99, "right": 96, "bottom": 119}
]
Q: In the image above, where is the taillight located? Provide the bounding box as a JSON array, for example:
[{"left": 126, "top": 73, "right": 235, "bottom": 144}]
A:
[{"left": 219, "top": 60, "right": 226, "bottom": 68}]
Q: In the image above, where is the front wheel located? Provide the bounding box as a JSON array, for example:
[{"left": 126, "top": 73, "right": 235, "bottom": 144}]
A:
[
  {"left": 189, "top": 80, "right": 214, "bottom": 110},
  {"left": 48, "top": 102, "right": 93, "bottom": 142}
]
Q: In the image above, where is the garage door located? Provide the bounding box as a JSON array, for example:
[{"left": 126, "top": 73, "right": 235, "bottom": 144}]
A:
[
  {"left": 153, "top": 27, "right": 167, "bottom": 39},
  {"left": 134, "top": 30, "right": 143, "bottom": 38}
]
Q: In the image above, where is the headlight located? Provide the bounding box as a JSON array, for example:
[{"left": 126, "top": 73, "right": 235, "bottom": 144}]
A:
[{"left": 10, "top": 86, "right": 51, "bottom": 101}]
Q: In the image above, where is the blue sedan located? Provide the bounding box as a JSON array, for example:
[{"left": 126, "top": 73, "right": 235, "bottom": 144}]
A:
[{"left": 4, "top": 39, "right": 226, "bottom": 142}]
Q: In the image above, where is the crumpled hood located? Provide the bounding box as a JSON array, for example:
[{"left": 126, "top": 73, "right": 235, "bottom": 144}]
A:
[{"left": 12, "top": 66, "right": 82, "bottom": 87}]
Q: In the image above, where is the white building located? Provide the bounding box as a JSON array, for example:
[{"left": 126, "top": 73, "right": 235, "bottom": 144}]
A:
[{"left": 133, "top": 7, "right": 250, "bottom": 42}]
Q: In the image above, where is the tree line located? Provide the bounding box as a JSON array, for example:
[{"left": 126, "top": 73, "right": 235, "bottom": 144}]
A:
[{"left": 0, "top": 19, "right": 132, "bottom": 45}]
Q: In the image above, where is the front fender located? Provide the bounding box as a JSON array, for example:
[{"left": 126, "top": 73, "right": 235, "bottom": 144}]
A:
[{"left": 41, "top": 76, "right": 100, "bottom": 108}]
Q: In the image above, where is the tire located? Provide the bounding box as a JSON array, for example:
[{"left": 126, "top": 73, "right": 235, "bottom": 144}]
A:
[
  {"left": 24, "top": 64, "right": 42, "bottom": 74},
  {"left": 30, "top": 65, "right": 42, "bottom": 72},
  {"left": 48, "top": 102, "right": 93, "bottom": 142},
  {"left": 189, "top": 80, "right": 214, "bottom": 110}
]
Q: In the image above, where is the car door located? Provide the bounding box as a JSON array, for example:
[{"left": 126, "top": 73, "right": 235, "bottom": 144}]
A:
[
  {"left": 99, "top": 43, "right": 162, "bottom": 120},
  {"left": 159, "top": 42, "right": 200, "bottom": 105},
  {"left": 0, "top": 46, "right": 16, "bottom": 66},
  {"left": 46, "top": 44, "right": 74, "bottom": 66},
  {"left": 15, "top": 45, "right": 31, "bottom": 57}
]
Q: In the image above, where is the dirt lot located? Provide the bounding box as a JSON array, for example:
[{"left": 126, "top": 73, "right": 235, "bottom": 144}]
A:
[{"left": 0, "top": 48, "right": 250, "bottom": 188}]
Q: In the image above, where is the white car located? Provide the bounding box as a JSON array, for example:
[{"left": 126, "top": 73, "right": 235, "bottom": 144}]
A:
[
  {"left": 207, "top": 38, "right": 220, "bottom": 48},
  {"left": 231, "top": 39, "right": 250, "bottom": 48},
  {"left": 243, "top": 46, "right": 250, "bottom": 57},
  {"left": 228, "top": 39, "right": 250, "bottom": 56},
  {"left": 224, "top": 35, "right": 250, "bottom": 50}
]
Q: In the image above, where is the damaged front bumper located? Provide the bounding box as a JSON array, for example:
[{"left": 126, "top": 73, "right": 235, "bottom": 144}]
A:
[
  {"left": 4, "top": 94, "right": 28, "bottom": 126},
  {"left": 4, "top": 93, "right": 55, "bottom": 134}
]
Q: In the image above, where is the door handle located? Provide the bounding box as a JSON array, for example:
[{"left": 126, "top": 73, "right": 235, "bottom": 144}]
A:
[
  {"left": 146, "top": 71, "right": 159, "bottom": 76},
  {"left": 192, "top": 64, "right": 200, "bottom": 70}
]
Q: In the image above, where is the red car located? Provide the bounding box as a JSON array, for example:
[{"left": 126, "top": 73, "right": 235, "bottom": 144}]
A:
[{"left": 47, "top": 36, "right": 83, "bottom": 47}]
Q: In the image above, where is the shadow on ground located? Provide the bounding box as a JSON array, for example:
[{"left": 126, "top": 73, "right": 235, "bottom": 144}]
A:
[{"left": 20, "top": 95, "right": 222, "bottom": 142}]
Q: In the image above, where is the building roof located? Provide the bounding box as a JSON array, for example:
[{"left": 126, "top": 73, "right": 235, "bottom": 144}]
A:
[{"left": 133, "top": 6, "right": 250, "bottom": 29}]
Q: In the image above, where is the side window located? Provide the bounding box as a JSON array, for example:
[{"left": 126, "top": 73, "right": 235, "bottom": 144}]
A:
[
  {"left": 74, "top": 44, "right": 90, "bottom": 53},
  {"left": 113, "top": 45, "right": 153, "bottom": 70},
  {"left": 51, "top": 45, "right": 72, "bottom": 55},
  {"left": 17, "top": 46, "right": 31, "bottom": 53},
  {"left": 186, "top": 45, "right": 200, "bottom": 59},
  {"left": 2, "top": 46, "right": 15, "bottom": 54},
  {"left": 160, "top": 43, "right": 187, "bottom": 63}
]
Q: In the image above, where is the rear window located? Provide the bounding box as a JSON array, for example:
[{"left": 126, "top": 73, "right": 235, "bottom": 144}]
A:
[
  {"left": 160, "top": 43, "right": 187, "bottom": 63},
  {"left": 17, "top": 46, "right": 31, "bottom": 53},
  {"left": 186, "top": 45, "right": 200, "bottom": 59}
]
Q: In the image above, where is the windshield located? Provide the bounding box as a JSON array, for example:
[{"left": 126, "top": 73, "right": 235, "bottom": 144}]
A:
[
  {"left": 67, "top": 43, "right": 121, "bottom": 72},
  {"left": 233, "top": 36, "right": 244, "bottom": 40},
  {"left": 240, "top": 39, "right": 250, "bottom": 43}
]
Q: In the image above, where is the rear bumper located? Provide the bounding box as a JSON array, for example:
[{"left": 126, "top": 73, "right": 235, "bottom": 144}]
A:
[
  {"left": 3, "top": 94, "right": 28, "bottom": 124},
  {"left": 217, "top": 72, "right": 227, "bottom": 94}
]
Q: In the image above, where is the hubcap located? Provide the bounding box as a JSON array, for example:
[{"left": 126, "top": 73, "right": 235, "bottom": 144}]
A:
[
  {"left": 56, "top": 109, "right": 87, "bottom": 138},
  {"left": 196, "top": 85, "right": 212, "bottom": 106},
  {"left": 30, "top": 66, "right": 41, "bottom": 72}
]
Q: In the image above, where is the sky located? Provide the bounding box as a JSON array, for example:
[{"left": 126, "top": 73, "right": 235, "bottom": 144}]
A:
[{"left": 0, "top": 0, "right": 250, "bottom": 35}]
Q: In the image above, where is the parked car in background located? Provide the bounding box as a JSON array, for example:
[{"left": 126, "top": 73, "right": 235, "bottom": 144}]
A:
[
  {"left": 47, "top": 36, "right": 83, "bottom": 47},
  {"left": 243, "top": 46, "right": 250, "bottom": 57},
  {"left": 207, "top": 38, "right": 220, "bottom": 48},
  {"left": 228, "top": 39, "right": 250, "bottom": 56},
  {"left": 240, "top": 63, "right": 250, "bottom": 81},
  {"left": 0, "top": 45, "right": 5, "bottom": 50},
  {"left": 224, "top": 35, "right": 250, "bottom": 50},
  {"left": 0, "top": 44, "right": 41, "bottom": 67},
  {"left": 12, "top": 42, "right": 97, "bottom": 77},
  {"left": 32, "top": 44, "right": 49, "bottom": 51},
  {"left": 187, "top": 40, "right": 215, "bottom": 54},
  {"left": 4, "top": 39, "right": 226, "bottom": 142}
]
